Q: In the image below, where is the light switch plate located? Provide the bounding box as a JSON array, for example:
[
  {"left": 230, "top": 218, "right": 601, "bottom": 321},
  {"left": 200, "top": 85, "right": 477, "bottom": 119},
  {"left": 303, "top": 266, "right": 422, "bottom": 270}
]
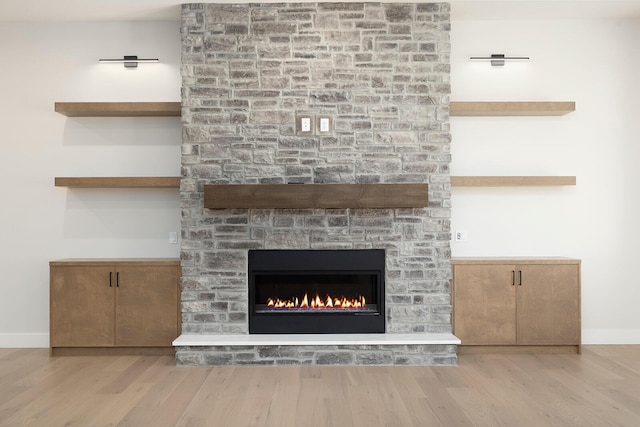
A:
[
  {"left": 302, "top": 117, "right": 311, "bottom": 132},
  {"left": 316, "top": 115, "right": 332, "bottom": 135},
  {"left": 296, "top": 115, "right": 314, "bottom": 135}
]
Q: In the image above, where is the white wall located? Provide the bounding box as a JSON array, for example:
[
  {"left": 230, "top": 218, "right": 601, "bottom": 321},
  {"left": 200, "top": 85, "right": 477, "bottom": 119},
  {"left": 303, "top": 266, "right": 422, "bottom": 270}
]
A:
[
  {"left": 450, "top": 18, "right": 640, "bottom": 343},
  {"left": 2, "top": 16, "right": 639, "bottom": 347},
  {"left": 0, "top": 21, "right": 181, "bottom": 347}
]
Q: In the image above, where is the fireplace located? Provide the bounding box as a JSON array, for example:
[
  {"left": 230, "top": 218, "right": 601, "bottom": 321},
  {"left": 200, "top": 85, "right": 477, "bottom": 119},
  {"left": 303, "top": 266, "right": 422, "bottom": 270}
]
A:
[
  {"left": 248, "top": 249, "right": 385, "bottom": 334},
  {"left": 176, "top": 2, "right": 457, "bottom": 366}
]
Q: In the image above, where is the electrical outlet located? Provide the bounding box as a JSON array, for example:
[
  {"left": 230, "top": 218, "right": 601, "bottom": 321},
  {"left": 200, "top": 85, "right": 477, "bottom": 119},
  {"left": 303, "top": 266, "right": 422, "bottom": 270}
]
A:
[{"left": 455, "top": 230, "right": 468, "bottom": 242}]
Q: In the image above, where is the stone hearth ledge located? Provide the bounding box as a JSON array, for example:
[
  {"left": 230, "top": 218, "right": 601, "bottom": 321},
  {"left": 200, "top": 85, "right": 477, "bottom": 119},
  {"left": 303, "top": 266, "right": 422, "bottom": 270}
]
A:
[{"left": 173, "top": 333, "right": 460, "bottom": 347}]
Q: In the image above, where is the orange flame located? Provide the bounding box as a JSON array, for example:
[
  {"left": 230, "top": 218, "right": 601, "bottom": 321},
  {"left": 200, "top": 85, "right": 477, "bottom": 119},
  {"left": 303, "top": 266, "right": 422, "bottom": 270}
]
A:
[{"left": 266, "top": 293, "right": 366, "bottom": 310}]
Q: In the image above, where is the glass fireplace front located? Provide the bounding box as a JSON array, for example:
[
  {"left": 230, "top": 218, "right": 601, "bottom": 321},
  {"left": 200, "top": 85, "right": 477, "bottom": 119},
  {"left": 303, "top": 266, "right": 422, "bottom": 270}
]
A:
[{"left": 248, "top": 249, "right": 385, "bottom": 334}]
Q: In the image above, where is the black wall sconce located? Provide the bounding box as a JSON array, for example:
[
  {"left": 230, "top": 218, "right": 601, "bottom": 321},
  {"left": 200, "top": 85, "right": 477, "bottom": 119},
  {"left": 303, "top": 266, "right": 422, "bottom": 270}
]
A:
[
  {"left": 470, "top": 54, "right": 530, "bottom": 67},
  {"left": 98, "top": 55, "right": 159, "bottom": 69}
]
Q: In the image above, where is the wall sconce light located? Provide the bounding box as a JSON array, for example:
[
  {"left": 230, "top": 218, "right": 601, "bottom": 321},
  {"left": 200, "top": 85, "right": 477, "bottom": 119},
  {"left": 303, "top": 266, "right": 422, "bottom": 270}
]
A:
[
  {"left": 470, "top": 54, "right": 529, "bottom": 67},
  {"left": 98, "top": 55, "right": 159, "bottom": 69}
]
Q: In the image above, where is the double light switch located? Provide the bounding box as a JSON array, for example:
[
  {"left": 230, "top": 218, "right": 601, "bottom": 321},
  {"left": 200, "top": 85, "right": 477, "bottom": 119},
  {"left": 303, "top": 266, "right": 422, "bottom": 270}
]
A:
[{"left": 297, "top": 115, "right": 333, "bottom": 135}]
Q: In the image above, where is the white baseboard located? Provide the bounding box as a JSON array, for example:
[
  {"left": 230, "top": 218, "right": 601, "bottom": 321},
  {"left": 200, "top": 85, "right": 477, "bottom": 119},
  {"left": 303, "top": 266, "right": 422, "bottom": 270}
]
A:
[
  {"left": 0, "top": 333, "right": 49, "bottom": 348},
  {"left": 582, "top": 329, "right": 640, "bottom": 344}
]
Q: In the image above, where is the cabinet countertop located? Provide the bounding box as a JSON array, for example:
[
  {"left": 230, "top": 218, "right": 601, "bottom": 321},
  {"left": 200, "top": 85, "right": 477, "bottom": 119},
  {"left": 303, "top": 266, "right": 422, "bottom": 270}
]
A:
[
  {"left": 451, "top": 257, "right": 580, "bottom": 265},
  {"left": 50, "top": 258, "right": 180, "bottom": 266}
]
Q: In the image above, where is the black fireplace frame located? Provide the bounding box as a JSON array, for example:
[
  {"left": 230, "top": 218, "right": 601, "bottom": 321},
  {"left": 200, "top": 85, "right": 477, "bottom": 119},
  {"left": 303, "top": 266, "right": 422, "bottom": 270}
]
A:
[{"left": 248, "top": 249, "right": 385, "bottom": 334}]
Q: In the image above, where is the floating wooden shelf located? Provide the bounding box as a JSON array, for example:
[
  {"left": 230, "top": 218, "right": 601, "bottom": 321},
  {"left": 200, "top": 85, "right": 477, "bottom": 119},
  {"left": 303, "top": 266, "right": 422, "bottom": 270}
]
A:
[
  {"left": 450, "top": 102, "right": 575, "bottom": 116},
  {"left": 204, "top": 183, "right": 428, "bottom": 209},
  {"left": 55, "top": 177, "right": 180, "bottom": 188},
  {"left": 54, "top": 102, "right": 181, "bottom": 117},
  {"left": 451, "top": 176, "right": 576, "bottom": 187}
]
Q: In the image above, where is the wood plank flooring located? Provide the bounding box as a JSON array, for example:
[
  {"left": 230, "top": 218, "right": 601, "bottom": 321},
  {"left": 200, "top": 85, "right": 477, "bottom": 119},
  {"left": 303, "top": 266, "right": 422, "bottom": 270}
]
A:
[{"left": 0, "top": 346, "right": 638, "bottom": 426}]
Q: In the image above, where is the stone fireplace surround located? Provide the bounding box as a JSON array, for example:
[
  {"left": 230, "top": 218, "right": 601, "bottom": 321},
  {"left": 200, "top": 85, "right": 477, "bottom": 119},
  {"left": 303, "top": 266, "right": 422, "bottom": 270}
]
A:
[{"left": 174, "top": 2, "right": 458, "bottom": 365}]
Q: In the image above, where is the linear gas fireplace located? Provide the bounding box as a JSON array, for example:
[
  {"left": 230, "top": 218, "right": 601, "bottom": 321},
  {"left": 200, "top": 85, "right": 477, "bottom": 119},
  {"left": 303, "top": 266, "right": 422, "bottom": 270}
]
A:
[{"left": 248, "top": 249, "right": 385, "bottom": 334}]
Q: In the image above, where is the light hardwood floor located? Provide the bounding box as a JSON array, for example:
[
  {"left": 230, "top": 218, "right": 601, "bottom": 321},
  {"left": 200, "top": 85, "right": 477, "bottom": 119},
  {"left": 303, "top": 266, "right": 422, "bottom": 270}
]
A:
[{"left": 0, "top": 346, "right": 638, "bottom": 426}]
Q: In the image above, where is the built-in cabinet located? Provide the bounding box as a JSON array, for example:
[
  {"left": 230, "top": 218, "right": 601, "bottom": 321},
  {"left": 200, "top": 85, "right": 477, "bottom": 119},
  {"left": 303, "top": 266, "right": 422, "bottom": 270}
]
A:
[
  {"left": 52, "top": 102, "right": 182, "bottom": 355},
  {"left": 451, "top": 258, "right": 581, "bottom": 353},
  {"left": 50, "top": 259, "right": 180, "bottom": 354},
  {"left": 450, "top": 104, "right": 580, "bottom": 353}
]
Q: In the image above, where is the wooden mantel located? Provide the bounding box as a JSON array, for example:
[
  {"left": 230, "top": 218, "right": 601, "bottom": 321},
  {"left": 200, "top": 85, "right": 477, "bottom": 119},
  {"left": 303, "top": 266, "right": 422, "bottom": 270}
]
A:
[{"left": 204, "top": 183, "right": 429, "bottom": 209}]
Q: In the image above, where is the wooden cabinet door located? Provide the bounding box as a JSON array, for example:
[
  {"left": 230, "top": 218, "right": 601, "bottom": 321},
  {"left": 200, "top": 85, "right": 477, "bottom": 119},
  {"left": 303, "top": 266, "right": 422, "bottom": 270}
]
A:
[
  {"left": 114, "top": 265, "right": 179, "bottom": 347},
  {"left": 50, "top": 265, "right": 115, "bottom": 347},
  {"left": 453, "top": 264, "right": 517, "bottom": 345},
  {"left": 516, "top": 264, "right": 580, "bottom": 345}
]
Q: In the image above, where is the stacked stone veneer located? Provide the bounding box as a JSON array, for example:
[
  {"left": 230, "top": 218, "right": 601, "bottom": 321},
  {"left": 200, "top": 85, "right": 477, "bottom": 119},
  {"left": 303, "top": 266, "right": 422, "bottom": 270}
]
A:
[{"left": 178, "top": 2, "right": 453, "bottom": 365}]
